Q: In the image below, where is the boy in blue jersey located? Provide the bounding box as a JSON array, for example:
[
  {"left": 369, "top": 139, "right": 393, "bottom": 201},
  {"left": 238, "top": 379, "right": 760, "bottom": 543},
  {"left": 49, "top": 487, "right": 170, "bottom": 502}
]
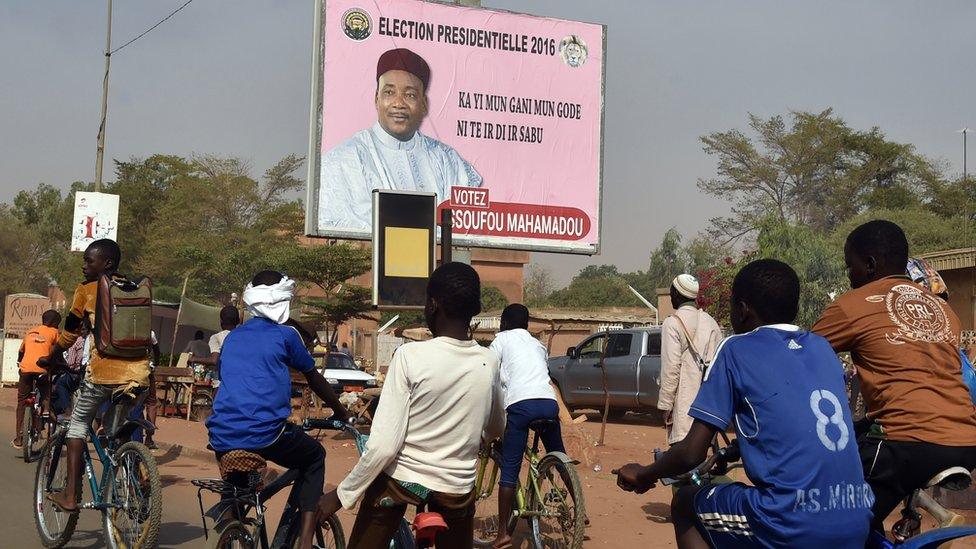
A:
[
  {"left": 206, "top": 270, "right": 350, "bottom": 549},
  {"left": 616, "top": 259, "right": 873, "bottom": 549}
]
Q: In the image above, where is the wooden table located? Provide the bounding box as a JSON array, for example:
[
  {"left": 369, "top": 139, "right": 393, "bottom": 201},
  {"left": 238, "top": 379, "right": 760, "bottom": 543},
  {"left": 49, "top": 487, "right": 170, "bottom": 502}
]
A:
[{"left": 155, "top": 366, "right": 214, "bottom": 422}]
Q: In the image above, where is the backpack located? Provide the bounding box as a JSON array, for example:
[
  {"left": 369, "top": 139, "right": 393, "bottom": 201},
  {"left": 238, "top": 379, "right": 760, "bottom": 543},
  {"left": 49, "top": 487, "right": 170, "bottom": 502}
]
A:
[{"left": 93, "top": 273, "right": 153, "bottom": 358}]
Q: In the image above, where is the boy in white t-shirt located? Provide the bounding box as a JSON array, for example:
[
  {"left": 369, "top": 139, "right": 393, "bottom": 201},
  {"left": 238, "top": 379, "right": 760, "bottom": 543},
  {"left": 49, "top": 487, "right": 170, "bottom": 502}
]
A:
[
  {"left": 489, "top": 303, "right": 565, "bottom": 549},
  {"left": 319, "top": 263, "right": 505, "bottom": 549}
]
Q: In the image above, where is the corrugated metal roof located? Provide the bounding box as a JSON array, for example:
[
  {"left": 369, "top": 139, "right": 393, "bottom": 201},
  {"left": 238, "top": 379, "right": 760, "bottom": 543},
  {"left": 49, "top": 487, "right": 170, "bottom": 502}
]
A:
[{"left": 920, "top": 248, "right": 976, "bottom": 271}]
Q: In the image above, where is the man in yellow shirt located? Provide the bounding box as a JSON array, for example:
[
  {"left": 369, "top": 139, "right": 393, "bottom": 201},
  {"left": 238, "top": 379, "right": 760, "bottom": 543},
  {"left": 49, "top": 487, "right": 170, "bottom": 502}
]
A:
[
  {"left": 12, "top": 309, "right": 61, "bottom": 449},
  {"left": 44, "top": 239, "right": 150, "bottom": 513}
]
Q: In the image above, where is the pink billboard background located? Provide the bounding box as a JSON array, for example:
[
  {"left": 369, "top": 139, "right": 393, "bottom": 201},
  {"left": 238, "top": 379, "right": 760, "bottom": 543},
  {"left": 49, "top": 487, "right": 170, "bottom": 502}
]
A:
[{"left": 316, "top": 0, "right": 604, "bottom": 250}]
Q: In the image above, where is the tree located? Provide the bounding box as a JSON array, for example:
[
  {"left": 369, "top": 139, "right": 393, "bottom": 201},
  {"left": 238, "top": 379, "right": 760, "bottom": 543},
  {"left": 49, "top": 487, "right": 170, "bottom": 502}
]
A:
[
  {"left": 698, "top": 109, "right": 941, "bottom": 240},
  {"left": 0, "top": 205, "right": 51, "bottom": 318},
  {"left": 281, "top": 242, "right": 372, "bottom": 345},
  {"left": 830, "top": 207, "right": 976, "bottom": 257},
  {"left": 547, "top": 266, "right": 637, "bottom": 308},
  {"left": 481, "top": 285, "right": 509, "bottom": 313},
  {"left": 753, "top": 218, "right": 846, "bottom": 328},
  {"left": 134, "top": 154, "right": 307, "bottom": 303},
  {"left": 646, "top": 228, "right": 686, "bottom": 290},
  {"left": 523, "top": 264, "right": 555, "bottom": 307}
]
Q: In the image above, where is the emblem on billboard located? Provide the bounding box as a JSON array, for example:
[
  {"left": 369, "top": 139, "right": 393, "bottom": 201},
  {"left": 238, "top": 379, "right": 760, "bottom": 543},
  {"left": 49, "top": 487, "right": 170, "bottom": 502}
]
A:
[
  {"left": 342, "top": 8, "right": 372, "bottom": 41},
  {"left": 559, "top": 35, "right": 588, "bottom": 67},
  {"left": 879, "top": 284, "right": 955, "bottom": 345}
]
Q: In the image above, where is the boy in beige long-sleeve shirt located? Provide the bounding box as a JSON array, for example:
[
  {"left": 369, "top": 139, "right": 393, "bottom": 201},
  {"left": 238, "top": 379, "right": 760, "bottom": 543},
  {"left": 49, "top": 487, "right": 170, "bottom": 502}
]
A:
[
  {"left": 319, "top": 263, "right": 505, "bottom": 549},
  {"left": 658, "top": 274, "right": 723, "bottom": 445}
]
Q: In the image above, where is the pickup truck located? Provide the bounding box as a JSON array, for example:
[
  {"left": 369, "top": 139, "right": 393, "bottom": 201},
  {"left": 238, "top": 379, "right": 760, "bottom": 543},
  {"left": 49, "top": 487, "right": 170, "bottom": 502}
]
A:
[{"left": 548, "top": 328, "right": 663, "bottom": 418}]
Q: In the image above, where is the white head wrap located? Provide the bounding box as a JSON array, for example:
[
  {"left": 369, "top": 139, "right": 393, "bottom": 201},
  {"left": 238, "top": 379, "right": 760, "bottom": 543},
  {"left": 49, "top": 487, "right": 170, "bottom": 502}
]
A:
[
  {"left": 672, "top": 274, "right": 699, "bottom": 300},
  {"left": 242, "top": 275, "right": 295, "bottom": 324}
]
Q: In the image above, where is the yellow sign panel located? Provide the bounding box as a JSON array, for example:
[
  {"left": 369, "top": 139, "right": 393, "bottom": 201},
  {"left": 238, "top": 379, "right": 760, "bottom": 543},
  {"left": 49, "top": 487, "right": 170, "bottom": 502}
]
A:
[{"left": 384, "top": 227, "right": 430, "bottom": 278}]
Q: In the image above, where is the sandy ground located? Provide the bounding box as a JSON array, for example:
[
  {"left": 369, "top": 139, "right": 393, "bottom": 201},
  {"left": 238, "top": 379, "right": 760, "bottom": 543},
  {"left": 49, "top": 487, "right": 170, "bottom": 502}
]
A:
[{"left": 2, "top": 387, "right": 975, "bottom": 547}]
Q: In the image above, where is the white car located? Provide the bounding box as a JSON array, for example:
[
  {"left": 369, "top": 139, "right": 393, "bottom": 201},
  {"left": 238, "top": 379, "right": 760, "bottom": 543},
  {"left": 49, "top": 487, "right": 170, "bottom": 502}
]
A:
[{"left": 318, "top": 353, "right": 377, "bottom": 394}]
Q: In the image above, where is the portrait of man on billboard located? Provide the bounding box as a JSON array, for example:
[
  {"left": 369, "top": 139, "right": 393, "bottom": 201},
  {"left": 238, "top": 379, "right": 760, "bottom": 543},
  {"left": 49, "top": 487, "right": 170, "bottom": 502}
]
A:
[{"left": 318, "top": 47, "right": 482, "bottom": 231}]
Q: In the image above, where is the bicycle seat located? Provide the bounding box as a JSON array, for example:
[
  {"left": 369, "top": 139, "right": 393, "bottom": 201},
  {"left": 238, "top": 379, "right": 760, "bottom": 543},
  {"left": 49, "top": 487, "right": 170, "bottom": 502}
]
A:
[
  {"left": 413, "top": 512, "right": 448, "bottom": 544},
  {"left": 218, "top": 450, "right": 267, "bottom": 479},
  {"left": 528, "top": 418, "right": 558, "bottom": 432},
  {"left": 926, "top": 467, "right": 973, "bottom": 491}
]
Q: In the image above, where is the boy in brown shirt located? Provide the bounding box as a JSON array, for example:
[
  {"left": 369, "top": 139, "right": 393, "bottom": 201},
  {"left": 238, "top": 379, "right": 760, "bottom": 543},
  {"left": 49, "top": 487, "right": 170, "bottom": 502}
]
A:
[{"left": 813, "top": 220, "right": 976, "bottom": 531}]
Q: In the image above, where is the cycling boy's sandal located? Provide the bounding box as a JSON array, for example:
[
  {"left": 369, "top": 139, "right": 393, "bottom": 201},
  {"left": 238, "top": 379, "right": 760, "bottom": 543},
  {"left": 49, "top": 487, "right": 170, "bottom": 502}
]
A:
[{"left": 45, "top": 493, "right": 80, "bottom": 514}]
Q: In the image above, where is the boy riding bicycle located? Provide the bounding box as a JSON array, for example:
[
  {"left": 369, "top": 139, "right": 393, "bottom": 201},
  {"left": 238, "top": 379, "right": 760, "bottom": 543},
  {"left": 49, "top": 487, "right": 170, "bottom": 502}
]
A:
[
  {"left": 488, "top": 303, "right": 565, "bottom": 549},
  {"left": 616, "top": 259, "right": 873, "bottom": 548},
  {"left": 12, "top": 309, "right": 61, "bottom": 449},
  {"left": 205, "top": 270, "right": 350, "bottom": 549},
  {"left": 813, "top": 220, "right": 976, "bottom": 532},
  {"left": 319, "top": 262, "right": 505, "bottom": 549},
  {"left": 43, "top": 239, "right": 152, "bottom": 514}
]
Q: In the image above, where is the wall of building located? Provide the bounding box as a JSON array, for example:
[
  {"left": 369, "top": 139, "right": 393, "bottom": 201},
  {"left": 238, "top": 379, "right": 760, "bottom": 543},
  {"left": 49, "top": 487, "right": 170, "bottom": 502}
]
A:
[{"left": 941, "top": 267, "right": 975, "bottom": 333}]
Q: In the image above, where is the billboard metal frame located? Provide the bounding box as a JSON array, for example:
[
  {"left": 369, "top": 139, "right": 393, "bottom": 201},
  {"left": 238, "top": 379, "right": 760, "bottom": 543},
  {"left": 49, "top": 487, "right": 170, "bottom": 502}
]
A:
[{"left": 304, "top": 0, "right": 606, "bottom": 256}]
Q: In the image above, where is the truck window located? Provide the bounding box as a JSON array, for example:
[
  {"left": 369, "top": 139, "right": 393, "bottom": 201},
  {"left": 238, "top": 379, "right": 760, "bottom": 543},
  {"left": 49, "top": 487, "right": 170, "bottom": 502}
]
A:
[
  {"left": 645, "top": 333, "right": 662, "bottom": 355},
  {"left": 606, "top": 333, "right": 633, "bottom": 358},
  {"left": 578, "top": 335, "right": 606, "bottom": 359}
]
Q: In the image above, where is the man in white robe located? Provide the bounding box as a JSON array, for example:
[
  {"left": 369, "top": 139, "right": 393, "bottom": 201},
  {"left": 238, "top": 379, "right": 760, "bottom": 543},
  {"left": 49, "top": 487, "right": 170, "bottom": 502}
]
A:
[
  {"left": 318, "top": 48, "right": 482, "bottom": 231},
  {"left": 658, "top": 274, "right": 724, "bottom": 445}
]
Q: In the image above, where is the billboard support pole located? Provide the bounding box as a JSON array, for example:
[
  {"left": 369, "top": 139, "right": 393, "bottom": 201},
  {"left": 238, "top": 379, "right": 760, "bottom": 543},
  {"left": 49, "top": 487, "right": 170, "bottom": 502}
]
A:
[{"left": 440, "top": 208, "right": 453, "bottom": 265}]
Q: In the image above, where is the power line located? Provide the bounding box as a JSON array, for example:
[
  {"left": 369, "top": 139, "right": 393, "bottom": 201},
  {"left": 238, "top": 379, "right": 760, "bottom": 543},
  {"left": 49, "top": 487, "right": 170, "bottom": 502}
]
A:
[{"left": 110, "top": 0, "right": 194, "bottom": 55}]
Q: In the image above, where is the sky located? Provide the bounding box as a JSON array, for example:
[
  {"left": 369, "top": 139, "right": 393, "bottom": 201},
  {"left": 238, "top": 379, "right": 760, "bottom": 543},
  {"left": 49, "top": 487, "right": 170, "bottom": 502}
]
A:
[{"left": 1, "top": 1, "right": 973, "bottom": 284}]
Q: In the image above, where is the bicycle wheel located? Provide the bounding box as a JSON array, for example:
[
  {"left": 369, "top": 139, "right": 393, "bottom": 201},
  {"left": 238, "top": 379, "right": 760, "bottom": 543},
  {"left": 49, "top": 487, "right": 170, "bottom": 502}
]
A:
[
  {"left": 33, "top": 430, "right": 79, "bottom": 548},
  {"left": 23, "top": 406, "right": 36, "bottom": 462},
  {"left": 530, "top": 455, "right": 586, "bottom": 549},
  {"left": 102, "top": 441, "right": 163, "bottom": 549},
  {"left": 288, "top": 514, "right": 346, "bottom": 549},
  {"left": 207, "top": 519, "right": 256, "bottom": 549},
  {"left": 473, "top": 454, "right": 508, "bottom": 548}
]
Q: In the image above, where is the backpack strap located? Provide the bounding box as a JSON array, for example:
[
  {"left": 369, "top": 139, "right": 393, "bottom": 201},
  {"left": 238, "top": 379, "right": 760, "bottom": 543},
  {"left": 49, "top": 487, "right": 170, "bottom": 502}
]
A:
[{"left": 672, "top": 313, "right": 707, "bottom": 373}]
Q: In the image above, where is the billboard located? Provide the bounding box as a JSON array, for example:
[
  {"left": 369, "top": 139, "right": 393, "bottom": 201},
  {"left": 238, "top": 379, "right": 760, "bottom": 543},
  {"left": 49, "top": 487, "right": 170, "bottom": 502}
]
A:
[
  {"left": 305, "top": 0, "right": 605, "bottom": 254},
  {"left": 71, "top": 191, "right": 119, "bottom": 252}
]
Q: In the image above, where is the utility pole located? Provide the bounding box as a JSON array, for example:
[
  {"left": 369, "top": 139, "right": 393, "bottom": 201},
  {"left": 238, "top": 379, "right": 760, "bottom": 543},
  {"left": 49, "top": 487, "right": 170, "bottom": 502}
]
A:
[
  {"left": 963, "top": 128, "right": 969, "bottom": 181},
  {"left": 94, "top": 0, "right": 113, "bottom": 192}
]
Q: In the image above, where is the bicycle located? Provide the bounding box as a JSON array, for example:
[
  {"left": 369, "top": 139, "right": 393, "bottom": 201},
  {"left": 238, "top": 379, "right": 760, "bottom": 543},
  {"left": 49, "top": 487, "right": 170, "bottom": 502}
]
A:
[
  {"left": 471, "top": 418, "right": 586, "bottom": 549},
  {"left": 191, "top": 419, "right": 346, "bottom": 549},
  {"left": 308, "top": 417, "right": 451, "bottom": 549},
  {"left": 33, "top": 388, "right": 163, "bottom": 549},
  {"left": 21, "top": 373, "right": 57, "bottom": 463},
  {"left": 638, "top": 433, "right": 976, "bottom": 549}
]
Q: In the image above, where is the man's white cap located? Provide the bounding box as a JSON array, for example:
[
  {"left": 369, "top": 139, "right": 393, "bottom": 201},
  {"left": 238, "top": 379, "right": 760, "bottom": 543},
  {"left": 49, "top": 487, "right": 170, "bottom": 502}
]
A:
[{"left": 672, "top": 274, "right": 699, "bottom": 299}]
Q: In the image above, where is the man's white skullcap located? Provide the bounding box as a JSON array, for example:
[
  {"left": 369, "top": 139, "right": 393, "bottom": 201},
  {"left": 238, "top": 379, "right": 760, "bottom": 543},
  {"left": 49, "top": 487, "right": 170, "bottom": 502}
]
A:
[{"left": 672, "top": 274, "right": 699, "bottom": 299}]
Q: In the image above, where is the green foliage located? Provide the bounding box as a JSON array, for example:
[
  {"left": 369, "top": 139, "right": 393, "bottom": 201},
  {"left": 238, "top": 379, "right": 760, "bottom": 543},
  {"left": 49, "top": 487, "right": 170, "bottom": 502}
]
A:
[
  {"left": 829, "top": 207, "right": 976, "bottom": 257},
  {"left": 698, "top": 109, "right": 951, "bottom": 239},
  {"left": 546, "top": 267, "right": 636, "bottom": 308},
  {"left": 481, "top": 285, "right": 509, "bottom": 313},
  {"left": 753, "top": 218, "right": 847, "bottom": 328},
  {"left": 280, "top": 242, "right": 373, "bottom": 338}
]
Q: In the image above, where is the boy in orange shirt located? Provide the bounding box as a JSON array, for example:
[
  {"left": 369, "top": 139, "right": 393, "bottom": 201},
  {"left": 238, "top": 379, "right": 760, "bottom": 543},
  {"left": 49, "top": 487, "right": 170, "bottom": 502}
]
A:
[{"left": 13, "top": 309, "right": 62, "bottom": 449}]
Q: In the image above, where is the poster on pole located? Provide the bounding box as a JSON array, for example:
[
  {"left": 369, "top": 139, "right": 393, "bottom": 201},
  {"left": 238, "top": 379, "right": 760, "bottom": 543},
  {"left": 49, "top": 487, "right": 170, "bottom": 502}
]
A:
[
  {"left": 372, "top": 190, "right": 436, "bottom": 309},
  {"left": 70, "top": 191, "right": 119, "bottom": 252},
  {"left": 305, "top": 0, "right": 606, "bottom": 254}
]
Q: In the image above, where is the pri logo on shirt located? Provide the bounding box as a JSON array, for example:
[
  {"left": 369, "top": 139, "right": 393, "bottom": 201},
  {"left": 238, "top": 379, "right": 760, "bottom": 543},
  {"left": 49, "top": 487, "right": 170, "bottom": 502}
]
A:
[{"left": 874, "top": 284, "right": 955, "bottom": 345}]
